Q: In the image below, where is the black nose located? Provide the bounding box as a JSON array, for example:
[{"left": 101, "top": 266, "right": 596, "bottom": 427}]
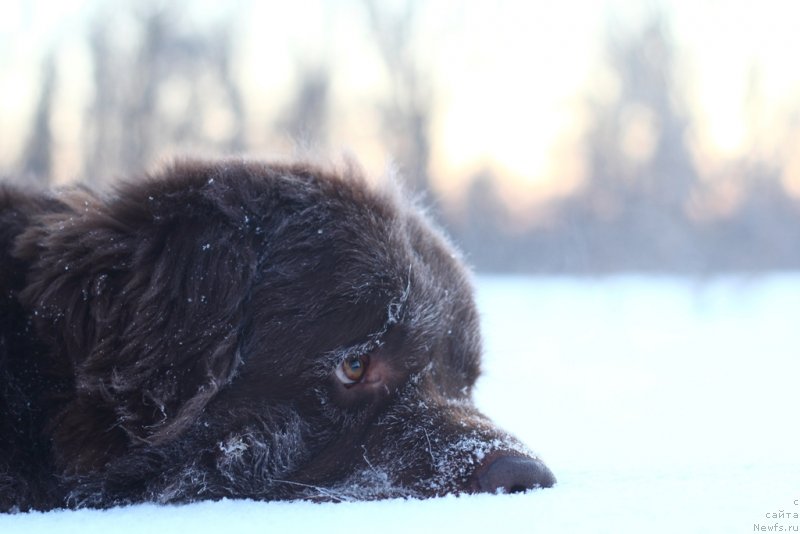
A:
[{"left": 474, "top": 454, "right": 556, "bottom": 494}]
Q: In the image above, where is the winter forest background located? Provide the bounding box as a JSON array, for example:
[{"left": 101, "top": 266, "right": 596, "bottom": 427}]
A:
[{"left": 4, "top": 0, "right": 800, "bottom": 274}]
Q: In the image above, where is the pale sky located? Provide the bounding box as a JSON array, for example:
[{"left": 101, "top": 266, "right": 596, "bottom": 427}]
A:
[{"left": 3, "top": 0, "right": 800, "bottom": 204}]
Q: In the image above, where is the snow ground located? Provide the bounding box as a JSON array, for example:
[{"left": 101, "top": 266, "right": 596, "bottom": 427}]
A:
[{"left": 3, "top": 275, "right": 799, "bottom": 533}]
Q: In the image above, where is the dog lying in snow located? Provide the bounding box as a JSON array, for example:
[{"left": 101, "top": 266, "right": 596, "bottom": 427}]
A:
[{"left": 0, "top": 159, "right": 555, "bottom": 511}]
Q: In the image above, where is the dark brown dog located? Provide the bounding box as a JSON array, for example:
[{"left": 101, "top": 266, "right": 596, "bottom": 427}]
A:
[{"left": 0, "top": 159, "right": 554, "bottom": 511}]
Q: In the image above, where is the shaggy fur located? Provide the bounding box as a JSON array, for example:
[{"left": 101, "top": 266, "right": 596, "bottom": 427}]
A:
[{"left": 0, "top": 159, "right": 555, "bottom": 511}]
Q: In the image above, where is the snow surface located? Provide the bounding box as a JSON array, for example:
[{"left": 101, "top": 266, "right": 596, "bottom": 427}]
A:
[{"left": 3, "top": 275, "right": 799, "bottom": 533}]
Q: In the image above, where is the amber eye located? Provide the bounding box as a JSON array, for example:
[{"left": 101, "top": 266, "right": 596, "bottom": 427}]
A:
[{"left": 335, "top": 355, "right": 369, "bottom": 385}]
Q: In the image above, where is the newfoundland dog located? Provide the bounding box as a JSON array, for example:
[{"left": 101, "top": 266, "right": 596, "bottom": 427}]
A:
[{"left": 0, "top": 159, "right": 554, "bottom": 511}]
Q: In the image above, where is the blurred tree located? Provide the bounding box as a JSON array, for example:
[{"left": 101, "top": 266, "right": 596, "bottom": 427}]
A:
[
  {"left": 364, "top": 0, "right": 433, "bottom": 200},
  {"left": 534, "top": 13, "right": 800, "bottom": 272},
  {"left": 83, "top": 2, "right": 245, "bottom": 182},
  {"left": 578, "top": 15, "right": 700, "bottom": 270},
  {"left": 83, "top": 19, "right": 122, "bottom": 184},
  {"left": 20, "top": 53, "right": 56, "bottom": 185},
  {"left": 279, "top": 65, "right": 330, "bottom": 150},
  {"left": 212, "top": 24, "right": 247, "bottom": 153},
  {"left": 455, "top": 170, "right": 512, "bottom": 270}
]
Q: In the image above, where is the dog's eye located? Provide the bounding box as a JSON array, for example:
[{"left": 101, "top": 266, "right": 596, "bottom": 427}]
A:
[{"left": 335, "top": 355, "right": 369, "bottom": 385}]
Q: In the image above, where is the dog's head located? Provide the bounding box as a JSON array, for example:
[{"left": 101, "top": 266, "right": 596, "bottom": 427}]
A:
[{"left": 18, "top": 159, "right": 555, "bottom": 505}]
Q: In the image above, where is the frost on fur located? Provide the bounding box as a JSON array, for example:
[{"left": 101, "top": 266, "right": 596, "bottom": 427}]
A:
[{"left": 0, "top": 159, "right": 553, "bottom": 511}]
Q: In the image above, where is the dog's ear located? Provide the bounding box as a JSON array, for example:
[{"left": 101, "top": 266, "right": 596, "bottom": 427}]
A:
[{"left": 17, "top": 169, "right": 260, "bottom": 450}]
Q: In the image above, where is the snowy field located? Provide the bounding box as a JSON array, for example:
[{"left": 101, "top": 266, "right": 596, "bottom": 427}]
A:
[{"left": 3, "top": 275, "right": 799, "bottom": 533}]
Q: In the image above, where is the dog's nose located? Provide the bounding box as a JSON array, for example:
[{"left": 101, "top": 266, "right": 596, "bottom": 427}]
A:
[{"left": 473, "top": 454, "right": 556, "bottom": 494}]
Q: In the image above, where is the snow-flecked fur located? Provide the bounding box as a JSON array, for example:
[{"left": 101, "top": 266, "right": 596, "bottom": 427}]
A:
[{"left": 0, "top": 159, "right": 554, "bottom": 511}]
